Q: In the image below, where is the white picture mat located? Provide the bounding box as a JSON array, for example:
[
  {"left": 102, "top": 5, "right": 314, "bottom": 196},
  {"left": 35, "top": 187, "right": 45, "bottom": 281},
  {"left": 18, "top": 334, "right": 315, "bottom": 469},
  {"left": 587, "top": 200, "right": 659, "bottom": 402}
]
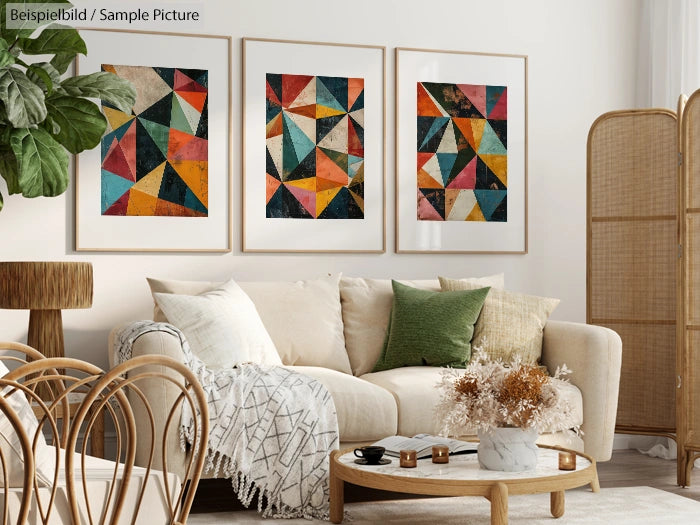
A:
[
  {"left": 76, "top": 30, "right": 231, "bottom": 251},
  {"left": 243, "top": 39, "right": 385, "bottom": 252},
  {"left": 396, "top": 48, "right": 526, "bottom": 253}
]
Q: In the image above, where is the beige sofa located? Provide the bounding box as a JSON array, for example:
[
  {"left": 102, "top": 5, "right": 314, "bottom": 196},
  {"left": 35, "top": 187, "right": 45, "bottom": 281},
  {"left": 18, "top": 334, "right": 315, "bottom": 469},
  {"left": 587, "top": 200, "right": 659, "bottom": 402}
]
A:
[{"left": 108, "top": 274, "right": 622, "bottom": 479}]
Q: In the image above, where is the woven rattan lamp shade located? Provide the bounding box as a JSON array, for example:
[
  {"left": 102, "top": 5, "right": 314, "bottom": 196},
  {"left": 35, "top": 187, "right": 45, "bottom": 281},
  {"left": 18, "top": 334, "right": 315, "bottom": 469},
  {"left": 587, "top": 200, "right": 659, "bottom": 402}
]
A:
[{"left": 0, "top": 261, "right": 93, "bottom": 359}]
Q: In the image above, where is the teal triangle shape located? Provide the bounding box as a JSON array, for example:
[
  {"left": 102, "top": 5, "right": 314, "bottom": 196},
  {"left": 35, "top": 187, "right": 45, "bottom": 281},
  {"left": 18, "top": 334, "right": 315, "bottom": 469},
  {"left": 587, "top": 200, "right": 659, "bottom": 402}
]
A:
[
  {"left": 437, "top": 153, "right": 458, "bottom": 186},
  {"left": 478, "top": 121, "right": 507, "bottom": 155},
  {"left": 101, "top": 169, "right": 134, "bottom": 214},
  {"left": 138, "top": 118, "right": 170, "bottom": 158},
  {"left": 486, "top": 86, "right": 506, "bottom": 116},
  {"left": 283, "top": 112, "right": 315, "bottom": 169},
  {"left": 184, "top": 186, "right": 208, "bottom": 214},
  {"left": 420, "top": 117, "right": 450, "bottom": 151},
  {"left": 316, "top": 77, "right": 346, "bottom": 113},
  {"left": 474, "top": 189, "right": 506, "bottom": 220},
  {"left": 281, "top": 114, "right": 299, "bottom": 180}
]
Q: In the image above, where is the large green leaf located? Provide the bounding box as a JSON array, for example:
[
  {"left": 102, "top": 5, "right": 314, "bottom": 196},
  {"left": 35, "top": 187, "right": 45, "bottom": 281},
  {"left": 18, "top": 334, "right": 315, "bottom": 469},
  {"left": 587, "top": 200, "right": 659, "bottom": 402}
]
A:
[
  {"left": 61, "top": 72, "right": 136, "bottom": 114},
  {"left": 0, "top": 67, "right": 47, "bottom": 127},
  {"left": 27, "top": 62, "right": 61, "bottom": 94},
  {"left": 0, "top": 39, "right": 14, "bottom": 68},
  {"left": 46, "top": 95, "right": 105, "bottom": 154},
  {"left": 10, "top": 127, "right": 68, "bottom": 197},
  {"left": 0, "top": 147, "right": 20, "bottom": 194},
  {"left": 1, "top": 0, "right": 72, "bottom": 42},
  {"left": 18, "top": 25, "right": 86, "bottom": 56}
]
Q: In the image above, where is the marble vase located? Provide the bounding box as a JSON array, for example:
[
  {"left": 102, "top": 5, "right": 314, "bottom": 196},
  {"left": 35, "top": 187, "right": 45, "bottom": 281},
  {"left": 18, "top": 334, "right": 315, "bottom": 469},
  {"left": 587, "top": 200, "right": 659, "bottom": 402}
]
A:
[{"left": 477, "top": 427, "right": 538, "bottom": 472}]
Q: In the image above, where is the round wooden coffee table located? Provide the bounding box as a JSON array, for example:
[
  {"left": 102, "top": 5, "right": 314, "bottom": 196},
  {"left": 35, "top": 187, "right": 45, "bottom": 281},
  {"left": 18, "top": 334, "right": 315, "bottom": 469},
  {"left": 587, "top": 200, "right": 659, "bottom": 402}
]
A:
[{"left": 329, "top": 445, "right": 598, "bottom": 525}]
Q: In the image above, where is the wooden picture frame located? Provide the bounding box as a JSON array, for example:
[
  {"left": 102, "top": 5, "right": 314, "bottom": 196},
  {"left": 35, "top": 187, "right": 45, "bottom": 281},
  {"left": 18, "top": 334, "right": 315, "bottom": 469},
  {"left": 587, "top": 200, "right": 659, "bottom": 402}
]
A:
[
  {"left": 75, "top": 29, "right": 232, "bottom": 252},
  {"left": 395, "top": 47, "right": 527, "bottom": 254},
  {"left": 242, "top": 37, "right": 386, "bottom": 253}
]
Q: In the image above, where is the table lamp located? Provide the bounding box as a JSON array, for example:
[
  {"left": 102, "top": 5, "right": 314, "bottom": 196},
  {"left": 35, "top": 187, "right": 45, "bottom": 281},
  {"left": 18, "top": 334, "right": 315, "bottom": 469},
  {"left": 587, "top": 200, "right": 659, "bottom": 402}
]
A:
[{"left": 0, "top": 261, "right": 93, "bottom": 358}]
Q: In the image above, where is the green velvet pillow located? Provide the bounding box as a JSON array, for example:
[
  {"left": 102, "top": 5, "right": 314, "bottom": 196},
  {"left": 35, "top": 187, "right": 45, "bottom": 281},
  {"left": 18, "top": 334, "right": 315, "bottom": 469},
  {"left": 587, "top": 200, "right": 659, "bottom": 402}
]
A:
[{"left": 371, "top": 281, "right": 490, "bottom": 372}]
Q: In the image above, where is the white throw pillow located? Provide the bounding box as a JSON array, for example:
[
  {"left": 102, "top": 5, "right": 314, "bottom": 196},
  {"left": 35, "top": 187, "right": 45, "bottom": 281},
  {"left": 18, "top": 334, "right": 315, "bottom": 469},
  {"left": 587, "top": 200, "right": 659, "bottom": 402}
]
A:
[
  {"left": 0, "top": 362, "right": 53, "bottom": 487},
  {"left": 148, "top": 274, "right": 352, "bottom": 374},
  {"left": 153, "top": 279, "right": 282, "bottom": 368},
  {"left": 340, "top": 274, "right": 505, "bottom": 376}
]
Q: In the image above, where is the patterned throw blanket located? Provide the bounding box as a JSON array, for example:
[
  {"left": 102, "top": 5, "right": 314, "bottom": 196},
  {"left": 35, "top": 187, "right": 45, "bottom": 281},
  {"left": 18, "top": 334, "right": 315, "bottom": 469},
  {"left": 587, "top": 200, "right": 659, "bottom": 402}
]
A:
[{"left": 112, "top": 321, "right": 339, "bottom": 519}]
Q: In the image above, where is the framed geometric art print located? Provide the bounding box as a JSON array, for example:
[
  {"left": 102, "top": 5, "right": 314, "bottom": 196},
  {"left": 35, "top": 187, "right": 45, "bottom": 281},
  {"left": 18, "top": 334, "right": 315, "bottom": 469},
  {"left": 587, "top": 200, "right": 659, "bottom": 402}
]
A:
[
  {"left": 243, "top": 38, "right": 385, "bottom": 252},
  {"left": 395, "top": 47, "right": 527, "bottom": 253},
  {"left": 75, "top": 29, "right": 231, "bottom": 252}
]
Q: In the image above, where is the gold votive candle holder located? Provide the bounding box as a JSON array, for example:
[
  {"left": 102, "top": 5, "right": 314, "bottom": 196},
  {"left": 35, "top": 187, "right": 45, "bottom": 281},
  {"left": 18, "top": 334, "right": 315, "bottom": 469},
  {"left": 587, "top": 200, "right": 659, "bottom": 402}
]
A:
[
  {"left": 558, "top": 451, "right": 576, "bottom": 470},
  {"left": 432, "top": 445, "right": 449, "bottom": 464},
  {"left": 400, "top": 449, "right": 417, "bottom": 468}
]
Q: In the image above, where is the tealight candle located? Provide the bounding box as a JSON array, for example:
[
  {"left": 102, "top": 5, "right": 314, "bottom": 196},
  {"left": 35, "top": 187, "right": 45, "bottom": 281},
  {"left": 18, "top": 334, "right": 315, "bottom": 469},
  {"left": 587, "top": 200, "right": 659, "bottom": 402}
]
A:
[
  {"left": 558, "top": 451, "right": 576, "bottom": 470},
  {"left": 432, "top": 445, "right": 449, "bottom": 464},
  {"left": 400, "top": 449, "right": 417, "bottom": 468}
]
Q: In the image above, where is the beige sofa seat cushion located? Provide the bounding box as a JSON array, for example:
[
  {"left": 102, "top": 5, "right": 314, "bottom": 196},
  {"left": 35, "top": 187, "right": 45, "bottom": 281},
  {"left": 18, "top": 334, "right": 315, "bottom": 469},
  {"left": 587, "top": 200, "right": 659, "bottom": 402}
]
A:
[
  {"left": 148, "top": 274, "right": 351, "bottom": 374},
  {"left": 287, "top": 366, "right": 397, "bottom": 441},
  {"left": 361, "top": 367, "right": 582, "bottom": 437},
  {"left": 340, "top": 274, "right": 505, "bottom": 376}
]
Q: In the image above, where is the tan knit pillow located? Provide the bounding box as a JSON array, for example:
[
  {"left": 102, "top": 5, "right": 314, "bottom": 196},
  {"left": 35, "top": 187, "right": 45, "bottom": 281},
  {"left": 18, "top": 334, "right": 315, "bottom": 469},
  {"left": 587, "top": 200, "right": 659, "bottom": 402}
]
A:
[{"left": 438, "top": 276, "right": 559, "bottom": 365}]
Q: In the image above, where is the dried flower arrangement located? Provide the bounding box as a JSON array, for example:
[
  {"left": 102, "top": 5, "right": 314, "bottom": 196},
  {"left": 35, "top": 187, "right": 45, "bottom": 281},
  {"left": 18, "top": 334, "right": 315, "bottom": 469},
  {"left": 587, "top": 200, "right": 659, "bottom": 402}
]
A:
[{"left": 435, "top": 348, "right": 581, "bottom": 436}]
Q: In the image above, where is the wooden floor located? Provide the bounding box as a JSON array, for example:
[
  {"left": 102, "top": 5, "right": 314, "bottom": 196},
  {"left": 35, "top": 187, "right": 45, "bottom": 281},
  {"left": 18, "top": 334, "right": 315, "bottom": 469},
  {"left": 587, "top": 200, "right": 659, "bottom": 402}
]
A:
[
  {"left": 598, "top": 449, "right": 700, "bottom": 501},
  {"left": 190, "top": 449, "right": 700, "bottom": 512}
]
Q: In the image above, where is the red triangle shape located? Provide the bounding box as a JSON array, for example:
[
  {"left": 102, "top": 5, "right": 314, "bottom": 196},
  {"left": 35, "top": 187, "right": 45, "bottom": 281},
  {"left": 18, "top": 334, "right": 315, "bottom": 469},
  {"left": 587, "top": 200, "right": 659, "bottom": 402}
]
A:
[
  {"left": 103, "top": 189, "right": 131, "bottom": 215},
  {"left": 173, "top": 69, "right": 196, "bottom": 91},
  {"left": 488, "top": 88, "right": 507, "bottom": 120},
  {"left": 282, "top": 74, "right": 314, "bottom": 108},
  {"left": 348, "top": 118, "right": 363, "bottom": 157},
  {"left": 102, "top": 141, "right": 134, "bottom": 181}
]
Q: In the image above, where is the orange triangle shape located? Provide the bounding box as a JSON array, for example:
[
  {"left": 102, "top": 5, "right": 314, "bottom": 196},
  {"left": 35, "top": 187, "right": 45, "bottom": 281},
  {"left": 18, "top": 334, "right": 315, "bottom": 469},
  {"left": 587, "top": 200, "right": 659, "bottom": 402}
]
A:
[
  {"left": 155, "top": 198, "right": 207, "bottom": 217},
  {"left": 176, "top": 90, "right": 207, "bottom": 113},
  {"left": 453, "top": 118, "right": 476, "bottom": 151},
  {"left": 169, "top": 160, "right": 208, "bottom": 207},
  {"left": 418, "top": 168, "right": 443, "bottom": 189},
  {"left": 168, "top": 128, "right": 196, "bottom": 159},
  {"left": 348, "top": 77, "right": 364, "bottom": 110},
  {"left": 266, "top": 113, "right": 283, "bottom": 139},
  {"left": 102, "top": 64, "right": 117, "bottom": 75},
  {"left": 316, "top": 148, "right": 349, "bottom": 186},
  {"left": 316, "top": 177, "right": 344, "bottom": 191},
  {"left": 466, "top": 202, "right": 486, "bottom": 221},
  {"left": 126, "top": 188, "right": 159, "bottom": 216},
  {"left": 287, "top": 104, "right": 317, "bottom": 119},
  {"left": 470, "top": 119, "right": 486, "bottom": 151},
  {"left": 417, "top": 83, "right": 444, "bottom": 117},
  {"left": 266, "top": 174, "right": 281, "bottom": 204}
]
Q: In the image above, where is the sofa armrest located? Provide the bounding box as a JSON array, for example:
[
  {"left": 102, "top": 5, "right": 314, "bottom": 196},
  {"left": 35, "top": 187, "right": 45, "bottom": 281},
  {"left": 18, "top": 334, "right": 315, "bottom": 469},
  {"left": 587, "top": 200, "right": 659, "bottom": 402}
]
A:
[
  {"left": 540, "top": 320, "right": 622, "bottom": 462},
  {"left": 108, "top": 323, "right": 189, "bottom": 477}
]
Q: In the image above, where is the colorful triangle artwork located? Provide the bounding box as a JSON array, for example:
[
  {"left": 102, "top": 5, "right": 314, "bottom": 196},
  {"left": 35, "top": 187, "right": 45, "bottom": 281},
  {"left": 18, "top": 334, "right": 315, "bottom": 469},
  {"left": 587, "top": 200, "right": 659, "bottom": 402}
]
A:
[
  {"left": 266, "top": 73, "right": 364, "bottom": 219},
  {"left": 416, "top": 81, "right": 508, "bottom": 222},
  {"left": 100, "top": 64, "right": 208, "bottom": 216}
]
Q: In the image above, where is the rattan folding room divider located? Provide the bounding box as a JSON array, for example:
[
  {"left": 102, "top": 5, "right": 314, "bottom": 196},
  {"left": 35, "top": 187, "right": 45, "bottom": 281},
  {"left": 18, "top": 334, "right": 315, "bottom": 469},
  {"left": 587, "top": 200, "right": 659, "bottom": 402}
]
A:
[{"left": 587, "top": 91, "right": 700, "bottom": 487}]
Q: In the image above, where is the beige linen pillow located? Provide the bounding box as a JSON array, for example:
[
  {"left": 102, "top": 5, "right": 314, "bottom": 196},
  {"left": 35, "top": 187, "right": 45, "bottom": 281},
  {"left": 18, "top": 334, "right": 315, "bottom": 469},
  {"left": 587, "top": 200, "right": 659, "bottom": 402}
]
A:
[
  {"left": 148, "top": 274, "right": 351, "bottom": 374},
  {"left": 0, "top": 362, "right": 53, "bottom": 487},
  {"left": 439, "top": 276, "right": 559, "bottom": 365},
  {"left": 340, "top": 274, "right": 505, "bottom": 376},
  {"left": 153, "top": 279, "right": 282, "bottom": 368}
]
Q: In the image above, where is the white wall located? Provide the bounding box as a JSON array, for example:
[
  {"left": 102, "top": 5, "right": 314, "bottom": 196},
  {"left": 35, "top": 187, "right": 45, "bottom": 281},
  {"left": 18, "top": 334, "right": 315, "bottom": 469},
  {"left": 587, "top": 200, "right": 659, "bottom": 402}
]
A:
[{"left": 0, "top": 0, "right": 641, "bottom": 368}]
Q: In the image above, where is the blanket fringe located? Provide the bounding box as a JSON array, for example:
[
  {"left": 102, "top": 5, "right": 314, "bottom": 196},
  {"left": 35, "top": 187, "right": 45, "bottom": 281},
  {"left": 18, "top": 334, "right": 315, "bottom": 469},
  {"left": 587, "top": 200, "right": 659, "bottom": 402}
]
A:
[{"left": 179, "top": 426, "right": 330, "bottom": 520}]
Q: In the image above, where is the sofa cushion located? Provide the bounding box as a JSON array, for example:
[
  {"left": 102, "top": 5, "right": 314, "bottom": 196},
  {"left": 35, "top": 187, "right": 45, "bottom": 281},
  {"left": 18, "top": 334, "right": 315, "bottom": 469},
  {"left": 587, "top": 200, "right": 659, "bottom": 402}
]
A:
[
  {"left": 372, "top": 281, "right": 490, "bottom": 372},
  {"left": 340, "top": 274, "right": 505, "bottom": 376},
  {"left": 148, "top": 274, "right": 351, "bottom": 374},
  {"left": 287, "top": 366, "right": 397, "bottom": 441},
  {"left": 153, "top": 279, "right": 282, "bottom": 368},
  {"left": 361, "top": 367, "right": 582, "bottom": 437},
  {"left": 439, "top": 276, "right": 560, "bottom": 365}
]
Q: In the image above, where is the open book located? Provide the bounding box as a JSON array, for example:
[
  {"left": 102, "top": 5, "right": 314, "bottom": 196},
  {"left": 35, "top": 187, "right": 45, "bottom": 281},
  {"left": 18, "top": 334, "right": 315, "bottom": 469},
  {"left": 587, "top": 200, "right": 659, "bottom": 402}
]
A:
[{"left": 371, "top": 433, "right": 477, "bottom": 459}]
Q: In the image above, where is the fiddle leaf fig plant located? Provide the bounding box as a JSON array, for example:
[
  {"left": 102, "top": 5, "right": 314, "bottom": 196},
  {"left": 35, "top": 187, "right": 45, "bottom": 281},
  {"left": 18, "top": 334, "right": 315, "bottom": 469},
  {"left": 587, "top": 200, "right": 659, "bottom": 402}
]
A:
[{"left": 0, "top": 0, "right": 136, "bottom": 211}]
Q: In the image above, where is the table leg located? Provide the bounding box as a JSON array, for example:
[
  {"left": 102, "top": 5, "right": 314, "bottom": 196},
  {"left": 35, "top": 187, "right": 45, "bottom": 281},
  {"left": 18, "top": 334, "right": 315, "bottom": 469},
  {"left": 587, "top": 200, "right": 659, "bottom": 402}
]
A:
[
  {"left": 550, "top": 490, "right": 565, "bottom": 518},
  {"left": 329, "top": 456, "right": 344, "bottom": 524},
  {"left": 590, "top": 471, "right": 600, "bottom": 493},
  {"left": 490, "top": 482, "right": 508, "bottom": 525}
]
